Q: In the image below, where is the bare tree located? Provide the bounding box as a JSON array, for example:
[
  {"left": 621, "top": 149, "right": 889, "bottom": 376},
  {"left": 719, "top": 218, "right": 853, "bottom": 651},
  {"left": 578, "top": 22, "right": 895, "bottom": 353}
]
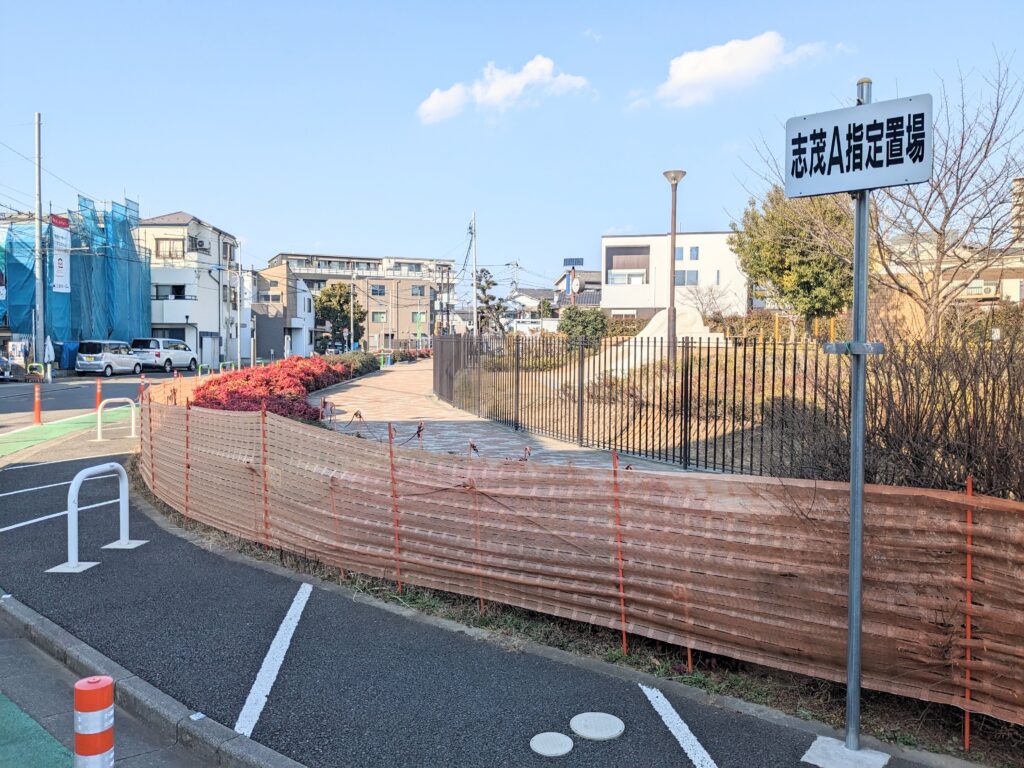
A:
[
  {"left": 743, "top": 59, "right": 1024, "bottom": 341},
  {"left": 870, "top": 60, "right": 1024, "bottom": 339},
  {"left": 679, "top": 285, "right": 734, "bottom": 324}
]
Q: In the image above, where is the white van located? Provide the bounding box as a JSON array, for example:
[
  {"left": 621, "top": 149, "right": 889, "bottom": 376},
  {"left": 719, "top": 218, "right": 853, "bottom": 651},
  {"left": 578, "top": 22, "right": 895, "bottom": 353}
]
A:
[
  {"left": 75, "top": 340, "right": 141, "bottom": 377},
  {"left": 130, "top": 338, "right": 198, "bottom": 372}
]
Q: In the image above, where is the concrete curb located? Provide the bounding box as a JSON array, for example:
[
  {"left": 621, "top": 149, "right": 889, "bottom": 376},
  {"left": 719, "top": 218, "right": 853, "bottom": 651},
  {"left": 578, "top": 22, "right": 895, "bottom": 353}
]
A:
[{"left": 0, "top": 593, "right": 305, "bottom": 768}]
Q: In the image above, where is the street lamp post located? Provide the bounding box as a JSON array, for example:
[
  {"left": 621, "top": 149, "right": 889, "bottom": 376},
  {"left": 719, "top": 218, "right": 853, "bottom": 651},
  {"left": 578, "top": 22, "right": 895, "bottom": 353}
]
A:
[{"left": 663, "top": 169, "right": 686, "bottom": 366}]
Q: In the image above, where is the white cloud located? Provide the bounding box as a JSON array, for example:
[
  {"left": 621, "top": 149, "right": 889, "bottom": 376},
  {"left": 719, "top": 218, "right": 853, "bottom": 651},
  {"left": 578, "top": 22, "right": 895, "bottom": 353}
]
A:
[
  {"left": 418, "top": 55, "right": 588, "bottom": 123},
  {"left": 651, "top": 31, "right": 824, "bottom": 108},
  {"left": 582, "top": 28, "right": 602, "bottom": 43},
  {"left": 604, "top": 224, "right": 634, "bottom": 235}
]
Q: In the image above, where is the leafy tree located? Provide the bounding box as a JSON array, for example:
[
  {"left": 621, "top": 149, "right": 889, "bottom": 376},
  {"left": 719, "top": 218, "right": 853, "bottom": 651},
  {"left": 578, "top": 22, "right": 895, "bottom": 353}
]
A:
[
  {"left": 729, "top": 185, "right": 852, "bottom": 332},
  {"left": 314, "top": 282, "right": 366, "bottom": 343},
  {"left": 475, "top": 269, "right": 507, "bottom": 335},
  {"left": 558, "top": 306, "right": 607, "bottom": 343},
  {"left": 537, "top": 298, "right": 554, "bottom": 319}
]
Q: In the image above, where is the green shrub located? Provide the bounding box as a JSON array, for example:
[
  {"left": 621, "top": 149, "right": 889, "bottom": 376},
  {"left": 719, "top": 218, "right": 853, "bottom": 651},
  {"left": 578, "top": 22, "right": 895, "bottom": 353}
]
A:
[
  {"left": 326, "top": 351, "right": 380, "bottom": 376},
  {"left": 558, "top": 306, "right": 607, "bottom": 342}
]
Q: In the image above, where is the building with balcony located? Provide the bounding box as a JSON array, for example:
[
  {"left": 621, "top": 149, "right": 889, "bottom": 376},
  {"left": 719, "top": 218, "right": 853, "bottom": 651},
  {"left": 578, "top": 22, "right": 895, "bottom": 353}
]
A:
[
  {"left": 266, "top": 252, "right": 456, "bottom": 346},
  {"left": 253, "top": 263, "right": 315, "bottom": 359},
  {"left": 134, "top": 211, "right": 241, "bottom": 368},
  {"left": 600, "top": 232, "right": 749, "bottom": 326}
]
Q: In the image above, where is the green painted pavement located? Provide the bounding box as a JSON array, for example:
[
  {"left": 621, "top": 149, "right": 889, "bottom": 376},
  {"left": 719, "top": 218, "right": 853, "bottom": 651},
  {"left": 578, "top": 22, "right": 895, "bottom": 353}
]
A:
[
  {"left": 0, "top": 691, "right": 71, "bottom": 768},
  {"left": 0, "top": 406, "right": 134, "bottom": 459}
]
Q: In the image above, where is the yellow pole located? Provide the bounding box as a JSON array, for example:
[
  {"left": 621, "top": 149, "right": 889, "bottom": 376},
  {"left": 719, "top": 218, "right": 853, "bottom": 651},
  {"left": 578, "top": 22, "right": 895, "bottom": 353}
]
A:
[
  {"left": 774, "top": 314, "right": 780, "bottom": 343},
  {"left": 813, "top": 318, "right": 820, "bottom": 338},
  {"left": 830, "top": 317, "right": 836, "bottom": 342}
]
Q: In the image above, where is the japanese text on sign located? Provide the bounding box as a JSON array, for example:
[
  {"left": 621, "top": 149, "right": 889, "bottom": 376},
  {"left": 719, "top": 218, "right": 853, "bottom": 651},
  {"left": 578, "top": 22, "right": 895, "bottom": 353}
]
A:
[{"left": 784, "top": 94, "right": 932, "bottom": 198}]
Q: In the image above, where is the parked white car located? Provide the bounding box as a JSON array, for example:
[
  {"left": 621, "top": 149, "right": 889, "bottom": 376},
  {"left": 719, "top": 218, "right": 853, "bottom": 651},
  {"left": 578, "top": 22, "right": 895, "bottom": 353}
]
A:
[
  {"left": 76, "top": 340, "right": 142, "bottom": 377},
  {"left": 130, "top": 338, "right": 198, "bottom": 372}
]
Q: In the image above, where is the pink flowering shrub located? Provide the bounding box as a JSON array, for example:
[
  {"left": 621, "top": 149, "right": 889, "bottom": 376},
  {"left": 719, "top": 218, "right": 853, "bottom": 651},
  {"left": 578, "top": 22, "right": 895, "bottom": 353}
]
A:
[{"left": 192, "top": 356, "right": 350, "bottom": 422}]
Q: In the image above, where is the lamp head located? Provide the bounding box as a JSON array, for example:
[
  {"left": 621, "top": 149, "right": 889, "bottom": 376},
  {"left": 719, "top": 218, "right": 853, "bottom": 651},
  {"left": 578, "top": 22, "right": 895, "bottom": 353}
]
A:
[{"left": 663, "top": 170, "right": 686, "bottom": 185}]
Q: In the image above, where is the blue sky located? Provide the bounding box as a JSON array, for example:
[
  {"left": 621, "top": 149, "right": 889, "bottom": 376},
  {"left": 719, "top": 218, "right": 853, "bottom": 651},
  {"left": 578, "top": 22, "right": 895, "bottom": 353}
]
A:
[{"left": 1, "top": 1, "right": 1021, "bottom": 299}]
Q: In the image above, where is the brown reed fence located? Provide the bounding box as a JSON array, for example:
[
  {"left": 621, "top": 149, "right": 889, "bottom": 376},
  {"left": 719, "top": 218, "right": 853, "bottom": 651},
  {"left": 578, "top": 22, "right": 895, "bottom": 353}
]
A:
[{"left": 142, "top": 376, "right": 1024, "bottom": 727}]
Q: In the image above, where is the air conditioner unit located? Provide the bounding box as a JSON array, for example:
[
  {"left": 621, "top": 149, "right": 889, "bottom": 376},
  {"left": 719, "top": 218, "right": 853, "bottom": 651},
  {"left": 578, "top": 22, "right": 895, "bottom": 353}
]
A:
[
  {"left": 981, "top": 286, "right": 997, "bottom": 296},
  {"left": 197, "top": 240, "right": 206, "bottom": 249}
]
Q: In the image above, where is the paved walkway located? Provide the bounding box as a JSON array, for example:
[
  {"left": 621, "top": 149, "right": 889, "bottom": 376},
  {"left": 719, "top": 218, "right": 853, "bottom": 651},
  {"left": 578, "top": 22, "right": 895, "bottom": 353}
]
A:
[{"left": 318, "top": 359, "right": 679, "bottom": 471}]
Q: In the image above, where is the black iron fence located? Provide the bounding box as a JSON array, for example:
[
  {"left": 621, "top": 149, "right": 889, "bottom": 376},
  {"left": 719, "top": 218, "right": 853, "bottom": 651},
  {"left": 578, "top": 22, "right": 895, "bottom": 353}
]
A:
[{"left": 433, "top": 334, "right": 848, "bottom": 478}]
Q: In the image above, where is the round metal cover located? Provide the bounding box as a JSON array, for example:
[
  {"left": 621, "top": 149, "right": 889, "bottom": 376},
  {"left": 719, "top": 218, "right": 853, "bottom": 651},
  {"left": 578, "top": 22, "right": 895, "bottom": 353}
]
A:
[
  {"left": 530, "top": 732, "right": 573, "bottom": 757},
  {"left": 569, "top": 712, "right": 625, "bottom": 741}
]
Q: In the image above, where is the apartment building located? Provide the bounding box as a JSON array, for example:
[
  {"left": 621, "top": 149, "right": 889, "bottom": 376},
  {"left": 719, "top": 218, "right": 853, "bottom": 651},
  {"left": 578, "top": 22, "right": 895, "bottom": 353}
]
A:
[
  {"left": 134, "top": 212, "right": 244, "bottom": 368},
  {"left": 253, "top": 263, "right": 316, "bottom": 359},
  {"left": 600, "top": 232, "right": 748, "bottom": 322},
  {"left": 266, "top": 252, "right": 455, "bottom": 347}
]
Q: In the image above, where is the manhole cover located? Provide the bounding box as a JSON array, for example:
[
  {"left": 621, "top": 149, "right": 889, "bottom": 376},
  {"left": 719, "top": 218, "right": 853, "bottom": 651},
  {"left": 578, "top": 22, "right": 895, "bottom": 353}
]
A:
[
  {"left": 570, "top": 712, "right": 625, "bottom": 741},
  {"left": 530, "top": 732, "right": 573, "bottom": 757}
]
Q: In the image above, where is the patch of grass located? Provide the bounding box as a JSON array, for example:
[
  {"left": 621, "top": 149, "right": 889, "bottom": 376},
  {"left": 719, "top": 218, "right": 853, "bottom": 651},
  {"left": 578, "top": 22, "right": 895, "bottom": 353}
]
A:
[{"left": 128, "top": 456, "right": 1024, "bottom": 768}]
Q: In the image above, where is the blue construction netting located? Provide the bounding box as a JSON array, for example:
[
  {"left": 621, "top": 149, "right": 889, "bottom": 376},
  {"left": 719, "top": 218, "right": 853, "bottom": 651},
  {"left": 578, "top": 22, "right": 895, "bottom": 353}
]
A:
[{"left": 1, "top": 196, "right": 150, "bottom": 347}]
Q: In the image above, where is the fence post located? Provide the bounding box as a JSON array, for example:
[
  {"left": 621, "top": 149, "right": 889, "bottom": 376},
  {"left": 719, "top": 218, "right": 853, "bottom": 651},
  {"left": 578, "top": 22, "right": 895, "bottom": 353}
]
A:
[
  {"left": 682, "top": 338, "right": 691, "bottom": 469},
  {"left": 576, "top": 342, "right": 585, "bottom": 446},
  {"left": 387, "top": 423, "right": 403, "bottom": 592},
  {"left": 513, "top": 336, "right": 521, "bottom": 431},
  {"left": 964, "top": 475, "right": 974, "bottom": 752},
  {"left": 260, "top": 405, "right": 270, "bottom": 545},
  {"left": 611, "top": 450, "right": 628, "bottom": 656},
  {"left": 184, "top": 400, "right": 191, "bottom": 520},
  {"left": 146, "top": 390, "right": 156, "bottom": 490}
]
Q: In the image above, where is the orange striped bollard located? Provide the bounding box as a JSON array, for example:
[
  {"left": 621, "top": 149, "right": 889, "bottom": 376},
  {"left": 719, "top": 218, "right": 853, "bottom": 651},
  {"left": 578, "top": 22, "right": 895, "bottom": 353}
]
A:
[
  {"left": 33, "top": 383, "right": 42, "bottom": 426},
  {"left": 95, "top": 379, "right": 102, "bottom": 411},
  {"left": 74, "top": 675, "right": 114, "bottom": 766}
]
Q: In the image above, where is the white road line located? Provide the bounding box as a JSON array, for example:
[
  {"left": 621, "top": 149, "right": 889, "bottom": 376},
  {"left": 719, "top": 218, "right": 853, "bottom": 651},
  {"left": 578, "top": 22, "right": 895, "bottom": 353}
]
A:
[
  {"left": 234, "top": 583, "right": 313, "bottom": 738},
  {"left": 0, "top": 454, "right": 124, "bottom": 473},
  {"left": 639, "top": 684, "right": 718, "bottom": 768},
  {"left": 0, "top": 499, "right": 119, "bottom": 533},
  {"left": 0, "top": 474, "right": 116, "bottom": 499}
]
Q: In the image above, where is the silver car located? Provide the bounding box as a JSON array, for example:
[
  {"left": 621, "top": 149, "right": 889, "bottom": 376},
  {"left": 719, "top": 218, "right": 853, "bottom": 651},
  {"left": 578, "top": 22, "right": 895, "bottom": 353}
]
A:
[
  {"left": 130, "top": 338, "right": 198, "bottom": 372},
  {"left": 76, "top": 340, "right": 141, "bottom": 377}
]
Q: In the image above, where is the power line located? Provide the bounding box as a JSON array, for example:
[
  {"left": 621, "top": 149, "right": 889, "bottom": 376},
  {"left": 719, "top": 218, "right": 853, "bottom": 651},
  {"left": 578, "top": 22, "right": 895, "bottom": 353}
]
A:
[{"left": 0, "top": 133, "right": 96, "bottom": 201}]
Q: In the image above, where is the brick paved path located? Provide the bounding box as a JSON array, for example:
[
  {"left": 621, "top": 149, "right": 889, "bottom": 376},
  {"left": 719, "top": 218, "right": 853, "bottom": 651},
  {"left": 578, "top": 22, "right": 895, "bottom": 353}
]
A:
[{"left": 316, "top": 359, "right": 680, "bottom": 472}]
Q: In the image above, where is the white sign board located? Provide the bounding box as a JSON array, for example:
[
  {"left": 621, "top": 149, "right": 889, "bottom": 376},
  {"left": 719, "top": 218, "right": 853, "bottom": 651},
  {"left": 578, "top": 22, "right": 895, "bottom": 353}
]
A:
[
  {"left": 785, "top": 94, "right": 932, "bottom": 198},
  {"left": 51, "top": 224, "right": 71, "bottom": 293}
]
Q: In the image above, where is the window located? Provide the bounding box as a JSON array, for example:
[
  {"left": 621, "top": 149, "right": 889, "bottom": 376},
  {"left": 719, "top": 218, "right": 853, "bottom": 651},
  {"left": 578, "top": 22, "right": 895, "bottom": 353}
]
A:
[
  {"left": 222, "top": 242, "right": 235, "bottom": 260},
  {"left": 188, "top": 235, "right": 199, "bottom": 252},
  {"left": 371, "top": 284, "right": 386, "bottom": 296},
  {"left": 410, "top": 285, "right": 426, "bottom": 297},
  {"left": 155, "top": 239, "right": 184, "bottom": 259},
  {"left": 607, "top": 270, "right": 646, "bottom": 285},
  {"left": 411, "top": 311, "right": 426, "bottom": 324},
  {"left": 674, "top": 270, "right": 699, "bottom": 286},
  {"left": 305, "top": 298, "right": 312, "bottom": 313},
  {"left": 154, "top": 284, "right": 187, "bottom": 300},
  {"left": 690, "top": 246, "right": 700, "bottom": 261},
  {"left": 405, "top": 263, "right": 422, "bottom": 273},
  {"left": 308, "top": 330, "right": 314, "bottom": 345},
  {"left": 268, "top": 280, "right": 279, "bottom": 288},
  {"left": 259, "top": 293, "right": 281, "bottom": 303},
  {"left": 371, "top": 311, "right": 387, "bottom": 323},
  {"left": 132, "top": 339, "right": 158, "bottom": 350},
  {"left": 675, "top": 247, "right": 685, "bottom": 261}
]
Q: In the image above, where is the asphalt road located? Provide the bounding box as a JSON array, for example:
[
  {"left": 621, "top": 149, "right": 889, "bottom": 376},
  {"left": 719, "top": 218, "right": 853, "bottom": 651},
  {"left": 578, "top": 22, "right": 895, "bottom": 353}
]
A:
[
  {"left": 0, "top": 371, "right": 176, "bottom": 435},
  {"left": 0, "top": 453, "right": 933, "bottom": 768}
]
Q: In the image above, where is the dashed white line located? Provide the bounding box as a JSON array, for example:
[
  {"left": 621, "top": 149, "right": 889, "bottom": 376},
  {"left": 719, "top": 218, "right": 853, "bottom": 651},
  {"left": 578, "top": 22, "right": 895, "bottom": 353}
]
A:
[
  {"left": 0, "top": 499, "right": 119, "bottom": 532},
  {"left": 234, "top": 583, "right": 313, "bottom": 738},
  {"left": 0, "top": 474, "right": 116, "bottom": 499},
  {"left": 639, "top": 683, "right": 718, "bottom": 768}
]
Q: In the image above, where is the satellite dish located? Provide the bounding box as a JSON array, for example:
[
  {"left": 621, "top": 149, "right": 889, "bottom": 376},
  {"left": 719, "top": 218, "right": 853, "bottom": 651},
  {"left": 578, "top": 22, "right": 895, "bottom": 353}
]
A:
[{"left": 571, "top": 277, "right": 582, "bottom": 294}]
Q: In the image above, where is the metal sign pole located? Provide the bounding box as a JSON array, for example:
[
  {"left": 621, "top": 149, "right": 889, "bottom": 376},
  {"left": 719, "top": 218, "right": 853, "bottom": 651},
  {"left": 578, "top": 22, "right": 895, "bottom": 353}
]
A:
[{"left": 845, "top": 76, "right": 872, "bottom": 751}]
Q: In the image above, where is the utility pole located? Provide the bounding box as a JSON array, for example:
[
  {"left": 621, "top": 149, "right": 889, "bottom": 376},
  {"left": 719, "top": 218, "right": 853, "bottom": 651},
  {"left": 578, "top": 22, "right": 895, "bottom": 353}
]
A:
[
  {"left": 471, "top": 212, "right": 478, "bottom": 336},
  {"left": 33, "top": 113, "right": 44, "bottom": 363},
  {"left": 349, "top": 277, "right": 355, "bottom": 350},
  {"left": 663, "top": 169, "right": 686, "bottom": 367}
]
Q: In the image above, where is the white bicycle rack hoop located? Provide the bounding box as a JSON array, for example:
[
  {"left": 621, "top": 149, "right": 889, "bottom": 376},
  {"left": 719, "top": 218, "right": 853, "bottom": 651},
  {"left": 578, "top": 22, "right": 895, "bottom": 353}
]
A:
[
  {"left": 46, "top": 463, "right": 148, "bottom": 574},
  {"left": 95, "top": 398, "right": 138, "bottom": 441}
]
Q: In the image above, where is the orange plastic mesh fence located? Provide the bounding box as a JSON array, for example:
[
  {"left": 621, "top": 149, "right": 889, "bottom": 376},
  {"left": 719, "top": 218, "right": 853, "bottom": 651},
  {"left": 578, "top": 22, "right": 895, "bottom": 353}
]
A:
[{"left": 141, "top": 380, "right": 1024, "bottom": 726}]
